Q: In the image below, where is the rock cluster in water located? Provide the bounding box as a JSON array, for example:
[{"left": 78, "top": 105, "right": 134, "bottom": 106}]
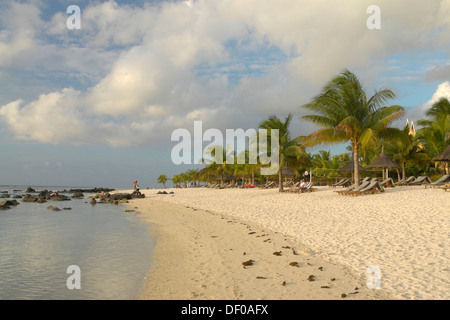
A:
[
  {"left": 90, "top": 191, "right": 145, "bottom": 205},
  {"left": 1, "top": 187, "right": 144, "bottom": 210},
  {"left": 22, "top": 190, "right": 71, "bottom": 203},
  {"left": 0, "top": 200, "right": 20, "bottom": 210}
]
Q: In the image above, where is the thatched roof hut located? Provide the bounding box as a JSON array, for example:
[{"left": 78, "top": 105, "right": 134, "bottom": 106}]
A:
[
  {"left": 339, "top": 158, "right": 365, "bottom": 172},
  {"left": 281, "top": 166, "right": 295, "bottom": 176},
  {"left": 432, "top": 145, "right": 450, "bottom": 162},
  {"left": 366, "top": 153, "right": 400, "bottom": 169}
]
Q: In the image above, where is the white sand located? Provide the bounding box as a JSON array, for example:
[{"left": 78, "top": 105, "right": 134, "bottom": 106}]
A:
[{"left": 130, "top": 185, "right": 449, "bottom": 300}]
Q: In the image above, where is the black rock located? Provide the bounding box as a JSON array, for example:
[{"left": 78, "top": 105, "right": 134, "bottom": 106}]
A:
[
  {"left": 131, "top": 191, "right": 145, "bottom": 198},
  {"left": 0, "top": 200, "right": 18, "bottom": 210},
  {"left": 22, "top": 195, "right": 38, "bottom": 202},
  {"left": 109, "top": 193, "right": 132, "bottom": 200},
  {"left": 5, "top": 200, "right": 19, "bottom": 206}
]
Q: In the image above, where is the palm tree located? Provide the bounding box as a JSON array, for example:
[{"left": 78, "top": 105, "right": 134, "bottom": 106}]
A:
[
  {"left": 157, "top": 174, "right": 169, "bottom": 189},
  {"left": 187, "top": 169, "right": 200, "bottom": 187},
  {"left": 179, "top": 172, "right": 189, "bottom": 188},
  {"left": 416, "top": 97, "right": 450, "bottom": 159},
  {"left": 386, "top": 123, "right": 429, "bottom": 180},
  {"left": 300, "top": 69, "right": 405, "bottom": 186},
  {"left": 202, "top": 144, "right": 235, "bottom": 185},
  {"left": 171, "top": 175, "right": 180, "bottom": 188},
  {"left": 259, "top": 113, "right": 307, "bottom": 191}
]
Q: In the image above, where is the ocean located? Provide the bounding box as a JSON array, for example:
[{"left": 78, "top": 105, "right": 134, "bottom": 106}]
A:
[{"left": 0, "top": 185, "right": 154, "bottom": 300}]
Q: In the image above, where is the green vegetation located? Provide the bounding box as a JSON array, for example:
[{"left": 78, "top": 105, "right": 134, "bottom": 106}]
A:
[{"left": 160, "top": 70, "right": 449, "bottom": 191}]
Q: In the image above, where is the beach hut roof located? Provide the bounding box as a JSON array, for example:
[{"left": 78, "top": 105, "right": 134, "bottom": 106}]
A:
[
  {"left": 366, "top": 152, "right": 400, "bottom": 169},
  {"left": 432, "top": 144, "right": 450, "bottom": 162},
  {"left": 281, "top": 166, "right": 295, "bottom": 175},
  {"left": 339, "top": 158, "right": 365, "bottom": 171}
]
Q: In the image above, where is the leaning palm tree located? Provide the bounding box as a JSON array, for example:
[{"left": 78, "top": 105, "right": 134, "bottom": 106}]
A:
[
  {"left": 157, "top": 174, "right": 169, "bottom": 189},
  {"left": 300, "top": 69, "right": 405, "bottom": 187},
  {"left": 259, "top": 113, "right": 307, "bottom": 191}
]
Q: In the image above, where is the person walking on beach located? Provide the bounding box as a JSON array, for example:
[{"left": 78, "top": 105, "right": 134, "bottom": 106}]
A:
[{"left": 133, "top": 180, "right": 138, "bottom": 191}]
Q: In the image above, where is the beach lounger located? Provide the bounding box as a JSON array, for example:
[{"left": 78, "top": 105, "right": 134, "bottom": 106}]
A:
[
  {"left": 409, "top": 176, "right": 432, "bottom": 185},
  {"left": 379, "top": 177, "right": 395, "bottom": 188},
  {"left": 346, "top": 180, "right": 384, "bottom": 196},
  {"left": 335, "top": 184, "right": 355, "bottom": 195},
  {"left": 337, "top": 180, "right": 370, "bottom": 195},
  {"left": 291, "top": 182, "right": 317, "bottom": 193},
  {"left": 329, "top": 179, "right": 350, "bottom": 188},
  {"left": 301, "top": 182, "right": 317, "bottom": 193},
  {"left": 282, "top": 181, "right": 293, "bottom": 187},
  {"left": 283, "top": 182, "right": 300, "bottom": 192},
  {"left": 359, "top": 177, "right": 371, "bottom": 184},
  {"left": 440, "top": 184, "right": 450, "bottom": 192},
  {"left": 258, "top": 181, "right": 274, "bottom": 189},
  {"left": 426, "top": 174, "right": 450, "bottom": 188},
  {"left": 395, "top": 176, "right": 415, "bottom": 186}
]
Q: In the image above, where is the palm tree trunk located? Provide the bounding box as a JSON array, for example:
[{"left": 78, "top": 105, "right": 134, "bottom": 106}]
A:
[
  {"left": 402, "top": 162, "right": 406, "bottom": 180},
  {"left": 279, "top": 170, "right": 283, "bottom": 192},
  {"left": 354, "top": 144, "right": 360, "bottom": 187}
]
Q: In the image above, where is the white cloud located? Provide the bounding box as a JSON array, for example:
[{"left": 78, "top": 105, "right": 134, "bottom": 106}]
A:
[
  {"left": 0, "top": 88, "right": 88, "bottom": 144},
  {"left": 0, "top": 0, "right": 449, "bottom": 148},
  {"left": 426, "top": 81, "right": 450, "bottom": 107},
  {"left": 407, "top": 81, "right": 450, "bottom": 121}
]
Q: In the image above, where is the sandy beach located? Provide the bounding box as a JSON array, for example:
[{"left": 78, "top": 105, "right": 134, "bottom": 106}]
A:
[{"left": 126, "top": 185, "right": 449, "bottom": 300}]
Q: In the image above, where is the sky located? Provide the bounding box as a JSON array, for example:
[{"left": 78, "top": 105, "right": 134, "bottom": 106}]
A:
[{"left": 0, "top": 0, "right": 449, "bottom": 188}]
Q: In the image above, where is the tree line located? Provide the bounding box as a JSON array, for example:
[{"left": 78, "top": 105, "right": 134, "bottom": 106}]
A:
[{"left": 158, "top": 69, "right": 449, "bottom": 192}]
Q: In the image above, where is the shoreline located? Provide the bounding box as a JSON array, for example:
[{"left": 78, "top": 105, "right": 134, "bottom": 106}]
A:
[{"left": 128, "top": 192, "right": 396, "bottom": 300}]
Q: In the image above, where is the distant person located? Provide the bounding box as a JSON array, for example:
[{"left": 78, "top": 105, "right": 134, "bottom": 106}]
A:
[{"left": 133, "top": 180, "right": 138, "bottom": 191}]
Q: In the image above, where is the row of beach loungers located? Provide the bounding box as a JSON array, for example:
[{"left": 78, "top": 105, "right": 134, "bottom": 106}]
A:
[
  {"left": 205, "top": 180, "right": 317, "bottom": 192},
  {"left": 396, "top": 174, "right": 450, "bottom": 188},
  {"left": 331, "top": 174, "right": 450, "bottom": 195},
  {"left": 204, "top": 174, "right": 450, "bottom": 192},
  {"left": 329, "top": 177, "right": 395, "bottom": 189}
]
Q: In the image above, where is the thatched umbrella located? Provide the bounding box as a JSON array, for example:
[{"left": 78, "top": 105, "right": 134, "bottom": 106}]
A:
[
  {"left": 432, "top": 144, "right": 450, "bottom": 162},
  {"left": 339, "top": 157, "right": 365, "bottom": 182},
  {"left": 339, "top": 158, "right": 366, "bottom": 172},
  {"left": 432, "top": 144, "right": 450, "bottom": 174},
  {"left": 281, "top": 166, "right": 295, "bottom": 176},
  {"left": 281, "top": 166, "right": 295, "bottom": 183},
  {"left": 366, "top": 152, "right": 400, "bottom": 180},
  {"left": 223, "top": 174, "right": 236, "bottom": 182}
]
